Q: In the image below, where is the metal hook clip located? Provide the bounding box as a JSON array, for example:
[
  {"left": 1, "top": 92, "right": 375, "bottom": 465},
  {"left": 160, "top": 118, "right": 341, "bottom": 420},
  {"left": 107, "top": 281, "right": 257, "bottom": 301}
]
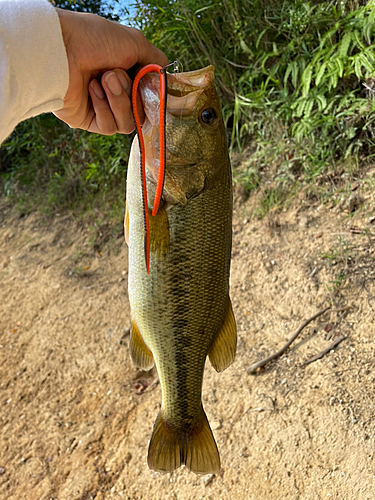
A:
[{"left": 161, "top": 60, "right": 182, "bottom": 74}]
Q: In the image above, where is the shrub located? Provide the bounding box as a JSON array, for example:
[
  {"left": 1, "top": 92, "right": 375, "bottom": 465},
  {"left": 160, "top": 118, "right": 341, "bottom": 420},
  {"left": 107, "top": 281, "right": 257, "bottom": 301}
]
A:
[{"left": 133, "top": 0, "right": 375, "bottom": 192}]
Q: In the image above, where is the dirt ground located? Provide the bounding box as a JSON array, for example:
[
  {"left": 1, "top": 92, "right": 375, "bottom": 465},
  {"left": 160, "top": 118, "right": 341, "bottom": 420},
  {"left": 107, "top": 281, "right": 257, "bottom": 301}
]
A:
[{"left": 1, "top": 172, "right": 375, "bottom": 500}]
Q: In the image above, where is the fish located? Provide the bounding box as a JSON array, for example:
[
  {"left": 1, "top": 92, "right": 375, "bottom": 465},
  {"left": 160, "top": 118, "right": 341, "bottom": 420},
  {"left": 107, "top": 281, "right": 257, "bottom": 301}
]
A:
[{"left": 125, "top": 65, "right": 236, "bottom": 474}]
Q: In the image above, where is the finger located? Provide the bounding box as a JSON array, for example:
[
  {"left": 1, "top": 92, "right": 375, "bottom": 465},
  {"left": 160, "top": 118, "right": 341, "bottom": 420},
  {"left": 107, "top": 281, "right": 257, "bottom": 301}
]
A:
[
  {"left": 124, "top": 69, "right": 145, "bottom": 125},
  {"left": 88, "top": 79, "right": 117, "bottom": 135},
  {"left": 125, "top": 27, "right": 168, "bottom": 69},
  {"left": 102, "top": 69, "right": 143, "bottom": 133}
]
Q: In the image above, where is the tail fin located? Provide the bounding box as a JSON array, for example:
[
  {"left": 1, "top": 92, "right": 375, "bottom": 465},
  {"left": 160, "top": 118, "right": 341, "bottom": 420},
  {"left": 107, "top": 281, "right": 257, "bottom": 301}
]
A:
[{"left": 147, "top": 410, "right": 220, "bottom": 474}]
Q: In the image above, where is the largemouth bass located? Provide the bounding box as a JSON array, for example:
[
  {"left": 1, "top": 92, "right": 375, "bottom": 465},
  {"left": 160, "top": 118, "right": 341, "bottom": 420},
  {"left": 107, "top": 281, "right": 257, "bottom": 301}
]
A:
[{"left": 125, "top": 65, "right": 236, "bottom": 474}]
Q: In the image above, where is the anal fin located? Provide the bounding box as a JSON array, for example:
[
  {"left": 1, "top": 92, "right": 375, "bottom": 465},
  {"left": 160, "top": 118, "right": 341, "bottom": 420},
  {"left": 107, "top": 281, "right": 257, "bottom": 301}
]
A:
[
  {"left": 208, "top": 298, "right": 237, "bottom": 372},
  {"left": 129, "top": 319, "right": 154, "bottom": 370}
]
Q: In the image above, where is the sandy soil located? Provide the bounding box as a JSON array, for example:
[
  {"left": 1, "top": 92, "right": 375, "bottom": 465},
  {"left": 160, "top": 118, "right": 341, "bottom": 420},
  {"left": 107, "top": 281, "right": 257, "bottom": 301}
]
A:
[{"left": 1, "top": 175, "right": 375, "bottom": 500}]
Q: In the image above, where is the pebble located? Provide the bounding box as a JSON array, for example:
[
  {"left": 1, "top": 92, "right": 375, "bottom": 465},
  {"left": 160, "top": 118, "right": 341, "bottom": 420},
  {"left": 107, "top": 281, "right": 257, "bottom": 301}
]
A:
[
  {"left": 211, "top": 420, "right": 222, "bottom": 430},
  {"left": 204, "top": 474, "right": 215, "bottom": 486}
]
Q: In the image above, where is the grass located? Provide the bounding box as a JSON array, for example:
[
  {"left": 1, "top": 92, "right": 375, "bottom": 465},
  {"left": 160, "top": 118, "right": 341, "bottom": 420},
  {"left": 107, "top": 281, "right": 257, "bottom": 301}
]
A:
[
  {"left": 320, "top": 236, "right": 353, "bottom": 263},
  {"left": 132, "top": 0, "right": 375, "bottom": 216},
  {"left": 327, "top": 271, "right": 348, "bottom": 293},
  {"left": 320, "top": 236, "right": 358, "bottom": 294}
]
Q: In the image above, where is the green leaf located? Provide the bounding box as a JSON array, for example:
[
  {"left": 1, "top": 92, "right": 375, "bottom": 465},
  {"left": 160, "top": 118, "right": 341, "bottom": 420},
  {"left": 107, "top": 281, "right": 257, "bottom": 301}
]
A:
[
  {"left": 329, "top": 72, "right": 338, "bottom": 90},
  {"left": 296, "top": 98, "right": 307, "bottom": 117},
  {"left": 338, "top": 32, "right": 352, "bottom": 58},
  {"left": 346, "top": 127, "right": 357, "bottom": 140},
  {"left": 292, "top": 60, "right": 299, "bottom": 88},
  {"left": 335, "top": 57, "right": 344, "bottom": 78},
  {"left": 362, "top": 22, "right": 372, "bottom": 45},
  {"left": 284, "top": 62, "right": 293, "bottom": 87},
  {"left": 368, "top": 3, "right": 375, "bottom": 25},
  {"left": 291, "top": 120, "right": 309, "bottom": 141},
  {"left": 316, "top": 94, "right": 327, "bottom": 111},
  {"left": 353, "top": 29, "right": 365, "bottom": 50},
  {"left": 319, "top": 22, "right": 340, "bottom": 50},
  {"left": 298, "top": 58, "right": 307, "bottom": 77},
  {"left": 311, "top": 46, "right": 329, "bottom": 66},
  {"left": 315, "top": 62, "right": 327, "bottom": 86},
  {"left": 325, "top": 95, "right": 339, "bottom": 113},
  {"left": 194, "top": 5, "right": 215, "bottom": 15},
  {"left": 354, "top": 56, "right": 363, "bottom": 78},
  {"left": 256, "top": 28, "right": 268, "bottom": 50},
  {"left": 290, "top": 98, "right": 301, "bottom": 111},
  {"left": 359, "top": 53, "right": 375, "bottom": 74},
  {"left": 240, "top": 39, "right": 253, "bottom": 55},
  {"left": 302, "top": 66, "right": 313, "bottom": 97},
  {"left": 304, "top": 98, "right": 315, "bottom": 118}
]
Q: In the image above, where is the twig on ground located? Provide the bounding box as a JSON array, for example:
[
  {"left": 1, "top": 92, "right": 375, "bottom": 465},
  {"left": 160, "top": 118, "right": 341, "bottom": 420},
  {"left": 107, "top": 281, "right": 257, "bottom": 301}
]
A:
[
  {"left": 330, "top": 306, "right": 351, "bottom": 313},
  {"left": 309, "top": 266, "right": 318, "bottom": 278},
  {"left": 349, "top": 226, "right": 375, "bottom": 237},
  {"left": 331, "top": 306, "right": 352, "bottom": 312},
  {"left": 143, "top": 378, "right": 159, "bottom": 394},
  {"left": 304, "top": 335, "right": 346, "bottom": 365},
  {"left": 81, "top": 278, "right": 124, "bottom": 290},
  {"left": 247, "top": 306, "right": 331, "bottom": 374},
  {"left": 245, "top": 407, "right": 273, "bottom": 413}
]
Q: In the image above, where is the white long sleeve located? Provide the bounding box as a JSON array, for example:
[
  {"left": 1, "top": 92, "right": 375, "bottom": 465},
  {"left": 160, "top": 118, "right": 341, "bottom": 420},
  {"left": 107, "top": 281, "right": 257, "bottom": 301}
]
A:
[{"left": 0, "top": 0, "right": 69, "bottom": 144}]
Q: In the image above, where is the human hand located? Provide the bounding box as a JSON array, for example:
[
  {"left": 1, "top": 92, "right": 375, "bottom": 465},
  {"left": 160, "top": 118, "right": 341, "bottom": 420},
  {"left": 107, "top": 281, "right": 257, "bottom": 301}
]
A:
[{"left": 54, "top": 9, "right": 168, "bottom": 135}]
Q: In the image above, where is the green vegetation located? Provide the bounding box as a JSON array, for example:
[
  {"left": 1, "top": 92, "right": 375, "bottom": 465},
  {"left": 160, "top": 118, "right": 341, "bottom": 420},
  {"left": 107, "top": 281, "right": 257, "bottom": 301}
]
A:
[
  {"left": 1, "top": 0, "right": 375, "bottom": 217},
  {"left": 320, "top": 236, "right": 353, "bottom": 263},
  {"left": 0, "top": 0, "right": 131, "bottom": 213},
  {"left": 0, "top": 115, "right": 130, "bottom": 213},
  {"left": 134, "top": 0, "right": 375, "bottom": 197}
]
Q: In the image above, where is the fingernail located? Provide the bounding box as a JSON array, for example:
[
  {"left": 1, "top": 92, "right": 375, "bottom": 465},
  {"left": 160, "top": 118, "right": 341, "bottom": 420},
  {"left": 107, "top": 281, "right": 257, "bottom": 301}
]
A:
[
  {"left": 91, "top": 79, "right": 105, "bottom": 99},
  {"left": 116, "top": 71, "right": 131, "bottom": 95},
  {"left": 105, "top": 71, "right": 122, "bottom": 96}
]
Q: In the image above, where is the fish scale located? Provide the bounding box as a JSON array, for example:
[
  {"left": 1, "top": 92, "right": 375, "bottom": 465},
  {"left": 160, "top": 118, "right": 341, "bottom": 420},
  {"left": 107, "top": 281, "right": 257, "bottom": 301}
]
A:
[{"left": 126, "top": 65, "right": 237, "bottom": 474}]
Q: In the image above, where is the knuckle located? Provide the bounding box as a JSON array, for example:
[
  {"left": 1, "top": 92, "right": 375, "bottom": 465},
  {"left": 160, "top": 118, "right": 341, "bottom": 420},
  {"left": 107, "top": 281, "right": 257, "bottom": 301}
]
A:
[
  {"left": 100, "top": 122, "right": 117, "bottom": 136},
  {"left": 121, "top": 124, "right": 135, "bottom": 135}
]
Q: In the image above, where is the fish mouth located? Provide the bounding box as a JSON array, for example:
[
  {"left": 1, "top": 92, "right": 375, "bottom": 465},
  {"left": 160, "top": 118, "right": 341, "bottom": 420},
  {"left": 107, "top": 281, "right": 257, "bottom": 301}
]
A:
[
  {"left": 166, "top": 66, "right": 215, "bottom": 96},
  {"left": 139, "top": 65, "right": 215, "bottom": 121},
  {"left": 139, "top": 66, "right": 215, "bottom": 205}
]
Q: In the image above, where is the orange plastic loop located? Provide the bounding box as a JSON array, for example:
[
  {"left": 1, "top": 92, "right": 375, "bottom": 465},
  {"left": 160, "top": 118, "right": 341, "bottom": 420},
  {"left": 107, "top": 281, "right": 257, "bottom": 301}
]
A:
[{"left": 132, "top": 64, "right": 167, "bottom": 274}]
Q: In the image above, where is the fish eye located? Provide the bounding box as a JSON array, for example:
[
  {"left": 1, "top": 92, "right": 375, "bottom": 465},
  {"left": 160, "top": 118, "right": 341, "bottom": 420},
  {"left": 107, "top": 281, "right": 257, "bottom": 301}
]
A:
[{"left": 200, "top": 108, "right": 217, "bottom": 125}]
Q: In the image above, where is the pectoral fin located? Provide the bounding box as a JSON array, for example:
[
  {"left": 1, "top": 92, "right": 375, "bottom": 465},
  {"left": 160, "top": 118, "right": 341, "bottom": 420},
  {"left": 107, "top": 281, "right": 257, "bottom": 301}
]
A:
[
  {"left": 208, "top": 298, "right": 237, "bottom": 372},
  {"left": 125, "top": 200, "right": 129, "bottom": 245},
  {"left": 129, "top": 319, "right": 154, "bottom": 370},
  {"left": 149, "top": 203, "right": 169, "bottom": 256}
]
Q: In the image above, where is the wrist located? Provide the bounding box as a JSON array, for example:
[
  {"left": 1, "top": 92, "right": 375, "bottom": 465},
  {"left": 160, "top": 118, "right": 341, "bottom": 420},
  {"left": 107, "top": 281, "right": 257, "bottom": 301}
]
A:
[{"left": 56, "top": 8, "right": 78, "bottom": 74}]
